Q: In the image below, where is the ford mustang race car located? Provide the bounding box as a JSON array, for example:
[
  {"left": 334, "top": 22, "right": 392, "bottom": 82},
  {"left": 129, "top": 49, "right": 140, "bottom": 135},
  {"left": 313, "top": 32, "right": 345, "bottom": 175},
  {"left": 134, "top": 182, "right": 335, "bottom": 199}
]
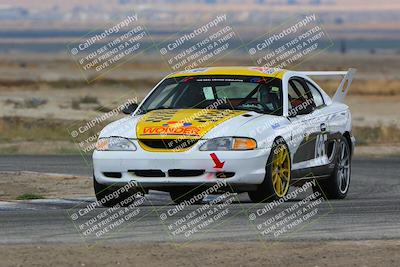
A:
[{"left": 93, "top": 66, "right": 356, "bottom": 206}]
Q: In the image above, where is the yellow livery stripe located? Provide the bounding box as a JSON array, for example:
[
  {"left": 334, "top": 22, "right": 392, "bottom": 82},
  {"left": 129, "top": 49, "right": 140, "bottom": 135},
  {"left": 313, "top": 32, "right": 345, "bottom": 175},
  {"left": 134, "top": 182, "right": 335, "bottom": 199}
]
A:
[{"left": 136, "top": 108, "right": 245, "bottom": 140}]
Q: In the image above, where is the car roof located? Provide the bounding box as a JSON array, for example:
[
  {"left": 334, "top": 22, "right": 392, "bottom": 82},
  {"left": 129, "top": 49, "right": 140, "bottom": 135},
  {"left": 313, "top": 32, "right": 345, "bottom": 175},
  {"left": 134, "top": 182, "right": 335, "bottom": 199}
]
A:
[{"left": 167, "top": 66, "right": 287, "bottom": 79}]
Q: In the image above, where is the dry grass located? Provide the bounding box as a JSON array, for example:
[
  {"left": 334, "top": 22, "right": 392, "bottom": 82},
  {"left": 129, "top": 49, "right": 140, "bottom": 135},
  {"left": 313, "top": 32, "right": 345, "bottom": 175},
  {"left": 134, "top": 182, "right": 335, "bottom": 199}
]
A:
[
  {"left": 0, "top": 78, "right": 399, "bottom": 96},
  {"left": 0, "top": 116, "right": 398, "bottom": 155},
  {"left": 353, "top": 125, "right": 400, "bottom": 145},
  {"left": 0, "top": 171, "right": 91, "bottom": 200},
  {"left": 0, "top": 141, "right": 77, "bottom": 154},
  {"left": 16, "top": 193, "right": 45, "bottom": 200},
  {"left": 0, "top": 116, "right": 112, "bottom": 154},
  {"left": 0, "top": 116, "right": 75, "bottom": 142},
  {"left": 318, "top": 79, "right": 400, "bottom": 96},
  {"left": 0, "top": 53, "right": 398, "bottom": 155},
  {"left": 0, "top": 55, "right": 399, "bottom": 96},
  {"left": 0, "top": 78, "right": 157, "bottom": 91}
]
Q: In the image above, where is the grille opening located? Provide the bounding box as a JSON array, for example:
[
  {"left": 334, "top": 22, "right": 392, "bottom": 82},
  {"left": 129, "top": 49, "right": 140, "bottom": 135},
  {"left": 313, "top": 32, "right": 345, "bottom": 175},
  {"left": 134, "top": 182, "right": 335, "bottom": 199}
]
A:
[
  {"left": 103, "top": 172, "right": 122, "bottom": 178},
  {"left": 139, "top": 139, "right": 198, "bottom": 150},
  {"left": 216, "top": 172, "right": 235, "bottom": 178},
  {"left": 129, "top": 169, "right": 165, "bottom": 177},
  {"left": 168, "top": 169, "right": 205, "bottom": 177}
]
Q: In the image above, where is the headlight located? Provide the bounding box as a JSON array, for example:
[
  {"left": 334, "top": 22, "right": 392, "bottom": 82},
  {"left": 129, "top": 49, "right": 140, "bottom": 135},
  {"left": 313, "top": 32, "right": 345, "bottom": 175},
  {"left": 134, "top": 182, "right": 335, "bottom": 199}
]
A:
[
  {"left": 199, "top": 137, "right": 257, "bottom": 151},
  {"left": 95, "top": 137, "right": 137, "bottom": 151}
]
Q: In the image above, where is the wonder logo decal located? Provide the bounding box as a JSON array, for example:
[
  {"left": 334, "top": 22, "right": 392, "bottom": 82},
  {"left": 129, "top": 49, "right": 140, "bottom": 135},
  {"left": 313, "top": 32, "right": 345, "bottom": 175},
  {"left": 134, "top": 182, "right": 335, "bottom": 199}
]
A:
[{"left": 142, "top": 121, "right": 201, "bottom": 136}]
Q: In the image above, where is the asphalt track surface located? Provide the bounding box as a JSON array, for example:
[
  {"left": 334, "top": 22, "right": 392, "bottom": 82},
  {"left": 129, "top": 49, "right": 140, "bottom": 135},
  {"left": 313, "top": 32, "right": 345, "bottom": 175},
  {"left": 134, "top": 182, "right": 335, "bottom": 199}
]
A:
[{"left": 0, "top": 155, "right": 399, "bottom": 244}]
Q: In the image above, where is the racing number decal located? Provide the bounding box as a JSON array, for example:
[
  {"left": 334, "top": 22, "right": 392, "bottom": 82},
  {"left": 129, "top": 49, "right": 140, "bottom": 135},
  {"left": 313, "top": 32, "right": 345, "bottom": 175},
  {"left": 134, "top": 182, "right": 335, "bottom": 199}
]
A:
[{"left": 315, "top": 133, "right": 327, "bottom": 158}]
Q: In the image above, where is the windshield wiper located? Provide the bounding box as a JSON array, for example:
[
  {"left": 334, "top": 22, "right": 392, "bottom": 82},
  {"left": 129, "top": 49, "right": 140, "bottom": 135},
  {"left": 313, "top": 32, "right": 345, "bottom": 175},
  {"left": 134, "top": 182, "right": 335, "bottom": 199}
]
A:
[
  {"left": 214, "top": 104, "right": 264, "bottom": 114},
  {"left": 233, "top": 107, "right": 265, "bottom": 114}
]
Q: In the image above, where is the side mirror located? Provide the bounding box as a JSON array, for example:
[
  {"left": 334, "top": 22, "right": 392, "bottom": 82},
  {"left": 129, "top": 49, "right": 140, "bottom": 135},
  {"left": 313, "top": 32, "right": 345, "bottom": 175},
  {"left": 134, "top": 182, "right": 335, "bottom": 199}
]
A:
[{"left": 122, "top": 103, "right": 138, "bottom": 115}]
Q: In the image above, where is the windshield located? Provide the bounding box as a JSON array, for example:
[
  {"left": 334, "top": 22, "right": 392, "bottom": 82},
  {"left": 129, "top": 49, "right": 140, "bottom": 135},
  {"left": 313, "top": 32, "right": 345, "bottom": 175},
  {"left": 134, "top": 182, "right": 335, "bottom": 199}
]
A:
[{"left": 139, "top": 75, "right": 283, "bottom": 115}]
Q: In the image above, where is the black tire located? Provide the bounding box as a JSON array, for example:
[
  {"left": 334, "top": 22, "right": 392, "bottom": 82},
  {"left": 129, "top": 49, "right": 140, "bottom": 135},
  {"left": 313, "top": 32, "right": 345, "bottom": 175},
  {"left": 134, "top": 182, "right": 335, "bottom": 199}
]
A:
[
  {"left": 93, "top": 177, "right": 138, "bottom": 207},
  {"left": 169, "top": 189, "right": 204, "bottom": 205},
  {"left": 248, "top": 139, "right": 291, "bottom": 203},
  {"left": 313, "top": 137, "right": 351, "bottom": 199}
]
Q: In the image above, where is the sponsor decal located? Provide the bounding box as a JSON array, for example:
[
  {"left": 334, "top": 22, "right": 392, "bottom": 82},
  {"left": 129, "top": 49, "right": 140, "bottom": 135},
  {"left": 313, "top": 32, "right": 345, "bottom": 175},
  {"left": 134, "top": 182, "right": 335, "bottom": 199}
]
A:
[
  {"left": 271, "top": 122, "right": 280, "bottom": 129},
  {"left": 250, "top": 77, "right": 263, "bottom": 83},
  {"left": 137, "top": 109, "right": 245, "bottom": 144},
  {"left": 162, "top": 121, "right": 192, "bottom": 127},
  {"left": 250, "top": 67, "right": 281, "bottom": 74},
  {"left": 142, "top": 121, "right": 201, "bottom": 136},
  {"left": 182, "top": 77, "right": 195, "bottom": 83}
]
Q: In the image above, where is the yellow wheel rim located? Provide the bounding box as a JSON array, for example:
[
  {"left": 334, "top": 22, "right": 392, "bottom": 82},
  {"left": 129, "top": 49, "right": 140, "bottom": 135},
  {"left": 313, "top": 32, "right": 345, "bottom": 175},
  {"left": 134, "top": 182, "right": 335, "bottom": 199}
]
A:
[{"left": 272, "top": 144, "right": 291, "bottom": 197}]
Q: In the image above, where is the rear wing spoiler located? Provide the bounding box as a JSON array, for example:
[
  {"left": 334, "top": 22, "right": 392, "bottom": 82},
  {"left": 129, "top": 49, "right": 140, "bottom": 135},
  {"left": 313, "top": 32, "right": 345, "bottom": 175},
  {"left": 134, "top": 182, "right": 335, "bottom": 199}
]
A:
[{"left": 299, "top": 68, "right": 357, "bottom": 103}]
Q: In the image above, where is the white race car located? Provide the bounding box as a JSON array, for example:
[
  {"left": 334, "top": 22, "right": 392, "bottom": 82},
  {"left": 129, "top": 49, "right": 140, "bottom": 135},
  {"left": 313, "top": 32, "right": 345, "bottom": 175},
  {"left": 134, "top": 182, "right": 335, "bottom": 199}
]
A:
[{"left": 93, "top": 67, "right": 356, "bottom": 206}]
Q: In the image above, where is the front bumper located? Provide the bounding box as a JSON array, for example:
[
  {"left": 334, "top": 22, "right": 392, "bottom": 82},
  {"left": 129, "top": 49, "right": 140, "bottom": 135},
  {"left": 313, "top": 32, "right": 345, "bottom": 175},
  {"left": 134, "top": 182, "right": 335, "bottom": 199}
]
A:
[{"left": 93, "top": 147, "right": 271, "bottom": 191}]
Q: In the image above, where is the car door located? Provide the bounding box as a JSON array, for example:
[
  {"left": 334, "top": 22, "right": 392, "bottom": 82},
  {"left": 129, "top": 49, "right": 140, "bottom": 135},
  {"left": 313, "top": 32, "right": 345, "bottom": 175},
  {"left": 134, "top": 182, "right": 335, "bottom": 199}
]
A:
[
  {"left": 307, "top": 79, "right": 349, "bottom": 170},
  {"left": 304, "top": 80, "right": 331, "bottom": 167},
  {"left": 287, "top": 77, "right": 329, "bottom": 173}
]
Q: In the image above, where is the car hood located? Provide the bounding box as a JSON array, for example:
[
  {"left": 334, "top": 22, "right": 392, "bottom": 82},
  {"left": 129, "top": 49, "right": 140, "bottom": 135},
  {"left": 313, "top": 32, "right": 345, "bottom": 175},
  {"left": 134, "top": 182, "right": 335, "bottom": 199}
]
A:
[
  {"left": 99, "top": 108, "right": 288, "bottom": 149},
  {"left": 100, "top": 109, "right": 260, "bottom": 139}
]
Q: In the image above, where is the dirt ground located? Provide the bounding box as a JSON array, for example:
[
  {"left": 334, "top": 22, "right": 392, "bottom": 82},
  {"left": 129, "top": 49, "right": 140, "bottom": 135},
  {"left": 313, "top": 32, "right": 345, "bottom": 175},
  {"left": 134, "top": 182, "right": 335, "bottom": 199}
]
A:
[
  {"left": 0, "top": 171, "right": 91, "bottom": 201},
  {"left": 0, "top": 240, "right": 398, "bottom": 267}
]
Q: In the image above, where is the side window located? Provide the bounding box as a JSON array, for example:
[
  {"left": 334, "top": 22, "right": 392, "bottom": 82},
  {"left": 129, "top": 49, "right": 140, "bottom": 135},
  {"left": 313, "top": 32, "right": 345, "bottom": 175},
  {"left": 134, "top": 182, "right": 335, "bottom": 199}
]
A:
[
  {"left": 288, "top": 78, "right": 312, "bottom": 106},
  {"left": 291, "top": 80, "right": 311, "bottom": 101},
  {"left": 306, "top": 81, "right": 325, "bottom": 108},
  {"left": 288, "top": 78, "right": 315, "bottom": 115},
  {"left": 287, "top": 82, "right": 298, "bottom": 110},
  {"left": 288, "top": 82, "right": 298, "bottom": 99}
]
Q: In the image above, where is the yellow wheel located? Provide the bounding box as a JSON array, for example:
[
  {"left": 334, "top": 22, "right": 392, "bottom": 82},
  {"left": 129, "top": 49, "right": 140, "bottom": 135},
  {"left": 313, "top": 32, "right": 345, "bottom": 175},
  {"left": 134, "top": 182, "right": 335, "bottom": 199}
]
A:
[
  {"left": 271, "top": 144, "right": 291, "bottom": 197},
  {"left": 248, "top": 139, "right": 291, "bottom": 203}
]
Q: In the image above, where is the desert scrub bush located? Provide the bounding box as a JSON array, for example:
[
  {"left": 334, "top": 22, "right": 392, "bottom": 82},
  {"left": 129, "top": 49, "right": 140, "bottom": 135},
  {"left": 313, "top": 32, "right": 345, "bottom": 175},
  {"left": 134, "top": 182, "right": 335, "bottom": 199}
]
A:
[
  {"left": 353, "top": 125, "right": 400, "bottom": 145},
  {"left": 16, "top": 193, "right": 45, "bottom": 200},
  {"left": 5, "top": 97, "right": 47, "bottom": 109}
]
